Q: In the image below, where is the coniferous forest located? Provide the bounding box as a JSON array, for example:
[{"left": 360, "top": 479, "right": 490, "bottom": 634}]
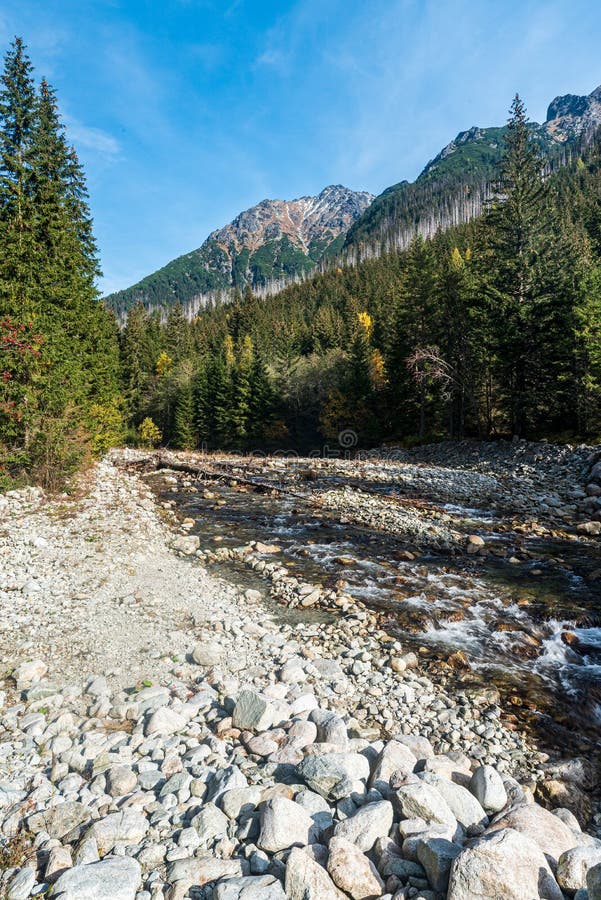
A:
[{"left": 2, "top": 38, "right": 601, "bottom": 484}]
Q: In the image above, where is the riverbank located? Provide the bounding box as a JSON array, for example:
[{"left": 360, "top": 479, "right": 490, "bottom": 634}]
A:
[{"left": 0, "top": 447, "right": 599, "bottom": 898}]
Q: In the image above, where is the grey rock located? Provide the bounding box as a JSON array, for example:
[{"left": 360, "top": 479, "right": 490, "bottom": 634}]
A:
[
  {"left": 192, "top": 641, "right": 222, "bottom": 666},
  {"left": 297, "top": 752, "right": 370, "bottom": 799},
  {"left": 145, "top": 706, "right": 186, "bottom": 737},
  {"left": 285, "top": 847, "right": 346, "bottom": 899},
  {"left": 190, "top": 802, "right": 229, "bottom": 847},
  {"left": 417, "top": 836, "right": 462, "bottom": 893},
  {"left": 167, "top": 855, "right": 242, "bottom": 887},
  {"left": 232, "top": 690, "right": 274, "bottom": 732},
  {"left": 333, "top": 800, "right": 394, "bottom": 852},
  {"left": 469, "top": 766, "right": 508, "bottom": 814},
  {"left": 6, "top": 867, "right": 36, "bottom": 900},
  {"left": 213, "top": 874, "right": 286, "bottom": 899},
  {"left": 394, "top": 781, "right": 457, "bottom": 830},
  {"left": 53, "top": 857, "right": 141, "bottom": 900},
  {"left": 588, "top": 862, "right": 601, "bottom": 899},
  {"left": 558, "top": 847, "right": 601, "bottom": 893},
  {"left": 487, "top": 803, "right": 579, "bottom": 864},
  {"left": 106, "top": 765, "right": 137, "bottom": 797},
  {"left": 171, "top": 535, "right": 200, "bottom": 554},
  {"left": 257, "top": 796, "right": 316, "bottom": 852},
  {"left": 89, "top": 810, "right": 149, "bottom": 853},
  {"left": 28, "top": 800, "right": 91, "bottom": 839},
  {"left": 448, "top": 828, "right": 563, "bottom": 900},
  {"left": 420, "top": 772, "right": 488, "bottom": 830},
  {"left": 309, "top": 709, "right": 348, "bottom": 747},
  {"left": 327, "top": 836, "right": 385, "bottom": 899},
  {"left": 369, "top": 740, "right": 418, "bottom": 796}
]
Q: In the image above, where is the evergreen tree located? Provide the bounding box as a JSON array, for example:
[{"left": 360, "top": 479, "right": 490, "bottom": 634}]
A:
[
  {"left": 0, "top": 37, "right": 37, "bottom": 317},
  {"left": 174, "top": 377, "right": 195, "bottom": 449}
]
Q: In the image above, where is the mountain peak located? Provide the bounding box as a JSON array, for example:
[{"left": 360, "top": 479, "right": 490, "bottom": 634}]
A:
[
  {"left": 545, "top": 85, "right": 601, "bottom": 138},
  {"left": 104, "top": 184, "right": 373, "bottom": 316}
]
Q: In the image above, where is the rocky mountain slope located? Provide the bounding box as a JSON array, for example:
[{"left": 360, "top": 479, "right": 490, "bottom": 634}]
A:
[
  {"left": 104, "top": 185, "right": 373, "bottom": 318},
  {"left": 343, "top": 84, "right": 601, "bottom": 257},
  {"left": 104, "top": 84, "right": 601, "bottom": 320}
]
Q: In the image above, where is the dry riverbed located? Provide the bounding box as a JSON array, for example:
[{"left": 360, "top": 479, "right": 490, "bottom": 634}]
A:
[{"left": 0, "top": 445, "right": 599, "bottom": 899}]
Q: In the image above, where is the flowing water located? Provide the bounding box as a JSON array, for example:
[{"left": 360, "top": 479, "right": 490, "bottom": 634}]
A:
[{"left": 149, "top": 462, "right": 601, "bottom": 751}]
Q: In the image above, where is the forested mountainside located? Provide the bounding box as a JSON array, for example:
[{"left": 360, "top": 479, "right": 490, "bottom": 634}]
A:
[
  {"left": 121, "top": 99, "right": 601, "bottom": 454},
  {"left": 104, "top": 185, "right": 373, "bottom": 318},
  {"left": 343, "top": 85, "right": 601, "bottom": 257},
  {"left": 106, "top": 85, "right": 601, "bottom": 321}
]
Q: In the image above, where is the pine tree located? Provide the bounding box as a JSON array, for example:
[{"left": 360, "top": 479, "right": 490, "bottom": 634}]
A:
[
  {"left": 480, "top": 95, "right": 549, "bottom": 435},
  {"left": 0, "top": 38, "right": 37, "bottom": 317},
  {"left": 174, "top": 378, "right": 195, "bottom": 449}
]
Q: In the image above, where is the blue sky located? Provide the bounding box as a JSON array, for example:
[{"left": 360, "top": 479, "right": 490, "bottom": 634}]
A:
[{"left": 1, "top": 1, "right": 600, "bottom": 295}]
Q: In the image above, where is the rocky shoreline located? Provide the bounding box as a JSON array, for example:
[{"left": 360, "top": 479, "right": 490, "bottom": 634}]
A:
[{"left": 0, "top": 447, "right": 599, "bottom": 899}]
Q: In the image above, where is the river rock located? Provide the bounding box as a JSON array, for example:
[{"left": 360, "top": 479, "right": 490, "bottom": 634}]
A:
[
  {"left": 190, "top": 802, "right": 229, "bottom": 847},
  {"left": 297, "top": 752, "right": 370, "bottom": 799},
  {"left": 448, "top": 828, "right": 563, "bottom": 900},
  {"left": 28, "top": 800, "right": 91, "bottom": 839},
  {"left": 192, "top": 641, "right": 223, "bottom": 666},
  {"left": 420, "top": 772, "right": 488, "bottom": 830},
  {"left": 327, "top": 836, "right": 385, "bottom": 899},
  {"left": 257, "top": 797, "right": 316, "bottom": 852},
  {"left": 171, "top": 535, "right": 200, "bottom": 554},
  {"left": 417, "top": 835, "right": 462, "bottom": 893},
  {"left": 232, "top": 690, "right": 274, "bottom": 732},
  {"left": 333, "top": 800, "right": 394, "bottom": 852},
  {"left": 285, "top": 847, "right": 347, "bottom": 899},
  {"left": 106, "top": 765, "right": 137, "bottom": 797},
  {"left": 588, "top": 862, "right": 601, "bottom": 899},
  {"left": 309, "top": 709, "right": 348, "bottom": 747},
  {"left": 394, "top": 781, "right": 457, "bottom": 830},
  {"left": 52, "top": 857, "right": 142, "bottom": 900},
  {"left": 213, "top": 874, "right": 286, "bottom": 899},
  {"left": 488, "top": 802, "right": 579, "bottom": 863},
  {"left": 145, "top": 706, "right": 186, "bottom": 736},
  {"left": 369, "top": 740, "right": 417, "bottom": 795},
  {"left": 89, "top": 810, "right": 149, "bottom": 853},
  {"left": 167, "top": 856, "right": 242, "bottom": 888},
  {"left": 13, "top": 659, "right": 47, "bottom": 689},
  {"left": 557, "top": 846, "right": 601, "bottom": 894},
  {"left": 469, "top": 765, "right": 508, "bottom": 814},
  {"left": 6, "top": 867, "right": 36, "bottom": 900}
]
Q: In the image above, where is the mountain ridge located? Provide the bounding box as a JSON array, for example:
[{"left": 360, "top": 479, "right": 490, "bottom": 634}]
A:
[
  {"left": 104, "top": 184, "right": 373, "bottom": 318},
  {"left": 105, "top": 83, "right": 601, "bottom": 319}
]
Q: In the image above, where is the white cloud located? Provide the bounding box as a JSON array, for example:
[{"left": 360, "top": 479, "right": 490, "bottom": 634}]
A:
[{"left": 64, "top": 118, "right": 121, "bottom": 159}]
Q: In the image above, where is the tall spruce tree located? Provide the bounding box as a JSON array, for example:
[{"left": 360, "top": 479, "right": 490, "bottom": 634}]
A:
[{"left": 0, "top": 38, "right": 37, "bottom": 316}]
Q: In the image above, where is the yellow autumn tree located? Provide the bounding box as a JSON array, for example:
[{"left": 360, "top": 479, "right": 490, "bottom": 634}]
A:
[{"left": 155, "top": 351, "right": 173, "bottom": 377}]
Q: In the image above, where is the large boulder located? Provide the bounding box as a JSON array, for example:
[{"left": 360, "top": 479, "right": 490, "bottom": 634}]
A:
[
  {"left": 333, "top": 801, "right": 394, "bottom": 852},
  {"left": 52, "top": 857, "right": 141, "bottom": 900},
  {"left": 487, "top": 802, "right": 579, "bottom": 864},
  {"left": 557, "top": 846, "right": 601, "bottom": 894},
  {"left": 297, "top": 753, "right": 370, "bottom": 800},
  {"left": 469, "top": 766, "right": 508, "bottom": 814},
  {"left": 448, "top": 828, "right": 563, "bottom": 900},
  {"left": 88, "top": 810, "right": 148, "bottom": 854},
  {"left": 327, "top": 836, "right": 385, "bottom": 899},
  {"left": 417, "top": 836, "right": 462, "bottom": 893},
  {"left": 369, "top": 741, "right": 417, "bottom": 796},
  {"left": 257, "top": 797, "right": 316, "bottom": 852},
  {"left": 420, "top": 772, "right": 488, "bottom": 830},
  {"left": 285, "top": 848, "right": 347, "bottom": 899},
  {"left": 394, "top": 781, "right": 457, "bottom": 830},
  {"left": 213, "top": 875, "right": 286, "bottom": 899}
]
